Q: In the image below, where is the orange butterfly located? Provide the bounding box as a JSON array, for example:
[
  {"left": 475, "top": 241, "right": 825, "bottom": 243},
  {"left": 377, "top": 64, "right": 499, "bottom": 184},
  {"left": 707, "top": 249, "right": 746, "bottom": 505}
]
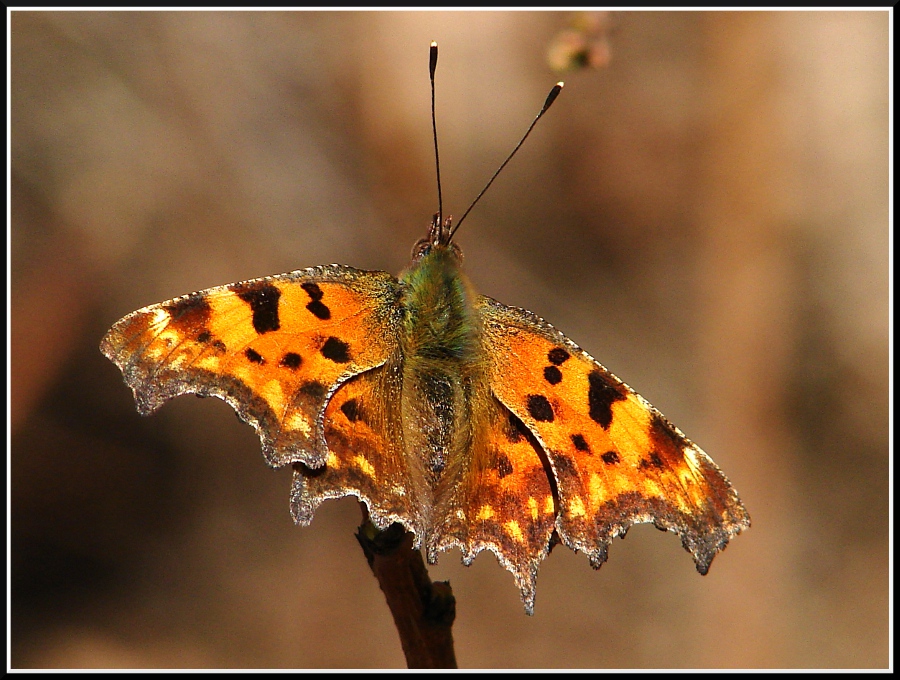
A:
[{"left": 101, "top": 44, "right": 749, "bottom": 615}]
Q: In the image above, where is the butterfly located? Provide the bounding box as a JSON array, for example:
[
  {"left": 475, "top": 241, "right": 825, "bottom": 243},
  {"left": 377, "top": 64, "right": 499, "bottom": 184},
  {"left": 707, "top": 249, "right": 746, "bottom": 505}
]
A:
[{"left": 100, "top": 43, "right": 749, "bottom": 615}]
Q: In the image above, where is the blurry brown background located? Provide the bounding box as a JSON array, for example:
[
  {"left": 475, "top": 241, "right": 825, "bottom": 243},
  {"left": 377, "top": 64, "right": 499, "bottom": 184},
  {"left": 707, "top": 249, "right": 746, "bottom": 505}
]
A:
[{"left": 10, "top": 10, "right": 889, "bottom": 669}]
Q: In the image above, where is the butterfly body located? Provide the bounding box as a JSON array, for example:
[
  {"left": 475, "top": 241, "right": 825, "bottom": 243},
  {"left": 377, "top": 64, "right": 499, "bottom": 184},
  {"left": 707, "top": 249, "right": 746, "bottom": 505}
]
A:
[{"left": 399, "top": 230, "right": 484, "bottom": 485}]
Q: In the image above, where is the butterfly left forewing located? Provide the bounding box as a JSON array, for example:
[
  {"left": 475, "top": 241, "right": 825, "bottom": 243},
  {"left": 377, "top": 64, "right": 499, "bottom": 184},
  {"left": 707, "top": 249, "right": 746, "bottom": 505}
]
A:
[
  {"left": 101, "top": 265, "right": 401, "bottom": 469},
  {"left": 478, "top": 296, "right": 750, "bottom": 574}
]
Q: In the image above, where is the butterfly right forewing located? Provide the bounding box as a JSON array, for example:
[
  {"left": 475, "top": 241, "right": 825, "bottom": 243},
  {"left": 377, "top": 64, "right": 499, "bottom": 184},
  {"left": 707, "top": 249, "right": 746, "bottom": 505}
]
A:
[{"left": 478, "top": 296, "right": 750, "bottom": 573}]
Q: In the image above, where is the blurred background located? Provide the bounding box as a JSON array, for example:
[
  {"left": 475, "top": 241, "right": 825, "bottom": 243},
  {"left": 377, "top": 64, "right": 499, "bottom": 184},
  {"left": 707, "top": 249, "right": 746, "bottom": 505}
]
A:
[{"left": 10, "top": 10, "right": 889, "bottom": 669}]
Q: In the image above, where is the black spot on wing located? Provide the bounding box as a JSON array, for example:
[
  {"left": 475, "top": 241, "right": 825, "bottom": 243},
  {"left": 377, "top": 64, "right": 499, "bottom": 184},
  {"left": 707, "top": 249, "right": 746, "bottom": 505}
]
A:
[
  {"left": 505, "top": 411, "right": 531, "bottom": 443},
  {"left": 543, "top": 366, "right": 563, "bottom": 385},
  {"left": 496, "top": 453, "right": 514, "bottom": 479},
  {"left": 212, "top": 340, "right": 227, "bottom": 353},
  {"left": 587, "top": 369, "right": 627, "bottom": 429},
  {"left": 321, "top": 336, "right": 351, "bottom": 363},
  {"left": 301, "top": 282, "right": 331, "bottom": 320},
  {"left": 164, "top": 294, "right": 211, "bottom": 329},
  {"left": 601, "top": 450, "right": 620, "bottom": 465},
  {"left": 299, "top": 380, "right": 326, "bottom": 400},
  {"left": 571, "top": 433, "right": 590, "bottom": 452},
  {"left": 548, "top": 347, "right": 570, "bottom": 365},
  {"left": 245, "top": 348, "right": 265, "bottom": 364},
  {"left": 526, "top": 394, "right": 555, "bottom": 422},
  {"left": 232, "top": 282, "right": 281, "bottom": 334},
  {"left": 340, "top": 398, "right": 362, "bottom": 422},
  {"left": 301, "top": 282, "right": 324, "bottom": 301},
  {"left": 197, "top": 330, "right": 212, "bottom": 343},
  {"left": 280, "top": 352, "right": 302, "bottom": 370},
  {"left": 639, "top": 452, "right": 664, "bottom": 470},
  {"left": 306, "top": 300, "right": 331, "bottom": 320}
]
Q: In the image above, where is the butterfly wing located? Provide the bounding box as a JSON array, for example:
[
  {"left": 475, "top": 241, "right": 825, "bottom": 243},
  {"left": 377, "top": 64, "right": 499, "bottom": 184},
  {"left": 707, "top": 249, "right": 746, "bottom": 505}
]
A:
[
  {"left": 100, "top": 265, "right": 402, "bottom": 469},
  {"left": 290, "top": 361, "right": 426, "bottom": 538},
  {"left": 429, "top": 394, "right": 558, "bottom": 614},
  {"left": 478, "top": 296, "right": 750, "bottom": 575}
]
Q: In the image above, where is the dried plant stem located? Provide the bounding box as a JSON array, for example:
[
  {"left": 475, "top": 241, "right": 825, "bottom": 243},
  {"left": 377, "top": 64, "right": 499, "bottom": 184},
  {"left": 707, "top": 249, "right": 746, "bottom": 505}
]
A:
[{"left": 356, "top": 505, "right": 458, "bottom": 669}]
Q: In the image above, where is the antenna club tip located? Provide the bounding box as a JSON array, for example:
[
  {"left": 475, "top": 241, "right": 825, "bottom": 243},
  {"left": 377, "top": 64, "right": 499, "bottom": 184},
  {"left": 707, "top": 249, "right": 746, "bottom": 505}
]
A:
[
  {"left": 541, "top": 82, "right": 564, "bottom": 112},
  {"left": 430, "top": 41, "right": 439, "bottom": 78},
  {"left": 557, "top": 81, "right": 565, "bottom": 88}
]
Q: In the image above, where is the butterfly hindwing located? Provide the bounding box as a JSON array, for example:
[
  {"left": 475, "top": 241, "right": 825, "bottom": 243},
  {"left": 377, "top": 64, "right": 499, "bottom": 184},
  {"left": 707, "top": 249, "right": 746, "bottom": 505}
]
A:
[
  {"left": 430, "top": 395, "right": 558, "bottom": 613},
  {"left": 291, "top": 361, "right": 426, "bottom": 538},
  {"left": 100, "top": 265, "right": 402, "bottom": 469},
  {"left": 478, "top": 296, "right": 750, "bottom": 574}
]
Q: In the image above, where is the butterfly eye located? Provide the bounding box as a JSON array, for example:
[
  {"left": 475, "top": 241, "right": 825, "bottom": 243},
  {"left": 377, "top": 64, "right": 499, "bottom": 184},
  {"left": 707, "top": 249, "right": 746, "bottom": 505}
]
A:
[
  {"left": 448, "top": 242, "right": 463, "bottom": 264},
  {"left": 411, "top": 238, "right": 432, "bottom": 261}
]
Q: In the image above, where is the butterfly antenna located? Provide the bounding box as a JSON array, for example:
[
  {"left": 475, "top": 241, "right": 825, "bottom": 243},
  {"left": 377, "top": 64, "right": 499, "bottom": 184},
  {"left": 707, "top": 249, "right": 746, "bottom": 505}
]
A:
[
  {"left": 430, "top": 41, "right": 443, "bottom": 230},
  {"left": 449, "top": 81, "right": 564, "bottom": 241}
]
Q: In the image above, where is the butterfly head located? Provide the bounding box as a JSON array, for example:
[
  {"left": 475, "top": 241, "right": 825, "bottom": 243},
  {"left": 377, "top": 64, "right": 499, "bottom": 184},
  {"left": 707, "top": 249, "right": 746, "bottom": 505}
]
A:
[{"left": 411, "top": 212, "right": 462, "bottom": 264}]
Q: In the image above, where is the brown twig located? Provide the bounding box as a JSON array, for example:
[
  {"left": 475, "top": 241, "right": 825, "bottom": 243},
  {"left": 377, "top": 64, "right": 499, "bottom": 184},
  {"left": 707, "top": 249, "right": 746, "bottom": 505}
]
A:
[{"left": 355, "top": 504, "right": 457, "bottom": 669}]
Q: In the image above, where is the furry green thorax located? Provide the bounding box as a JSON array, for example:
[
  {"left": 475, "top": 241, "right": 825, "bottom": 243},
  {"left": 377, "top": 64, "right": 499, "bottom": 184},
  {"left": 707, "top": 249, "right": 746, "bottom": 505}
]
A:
[{"left": 399, "top": 219, "right": 481, "bottom": 367}]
